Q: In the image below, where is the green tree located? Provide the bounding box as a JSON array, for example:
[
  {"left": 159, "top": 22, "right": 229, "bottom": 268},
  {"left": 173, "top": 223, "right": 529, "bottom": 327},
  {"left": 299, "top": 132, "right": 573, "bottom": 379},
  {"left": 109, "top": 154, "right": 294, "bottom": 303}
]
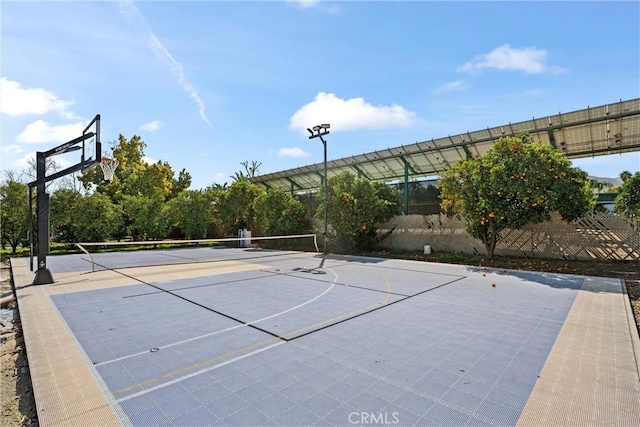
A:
[
  {"left": 438, "top": 133, "right": 594, "bottom": 260},
  {"left": 79, "top": 134, "right": 191, "bottom": 202},
  {"left": 614, "top": 171, "right": 640, "bottom": 219},
  {"left": 74, "top": 193, "right": 122, "bottom": 242},
  {"left": 50, "top": 188, "right": 83, "bottom": 242},
  {"left": 122, "top": 193, "right": 168, "bottom": 240},
  {"left": 0, "top": 177, "right": 29, "bottom": 253},
  {"left": 166, "top": 190, "right": 214, "bottom": 239},
  {"left": 216, "top": 181, "right": 263, "bottom": 234},
  {"left": 319, "top": 171, "right": 401, "bottom": 251},
  {"left": 253, "top": 189, "right": 309, "bottom": 236}
]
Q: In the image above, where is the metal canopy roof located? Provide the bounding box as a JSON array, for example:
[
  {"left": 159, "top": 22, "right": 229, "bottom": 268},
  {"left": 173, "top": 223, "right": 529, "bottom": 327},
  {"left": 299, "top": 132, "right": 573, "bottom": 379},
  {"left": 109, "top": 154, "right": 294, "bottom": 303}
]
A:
[{"left": 251, "top": 98, "right": 640, "bottom": 192}]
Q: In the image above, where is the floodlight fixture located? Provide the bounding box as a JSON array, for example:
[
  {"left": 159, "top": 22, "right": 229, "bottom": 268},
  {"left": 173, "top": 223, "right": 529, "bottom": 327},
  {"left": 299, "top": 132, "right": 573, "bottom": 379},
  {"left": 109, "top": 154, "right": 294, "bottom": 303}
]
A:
[
  {"left": 312, "top": 125, "right": 322, "bottom": 132},
  {"left": 321, "top": 124, "right": 330, "bottom": 129},
  {"left": 307, "top": 128, "right": 313, "bottom": 136}
]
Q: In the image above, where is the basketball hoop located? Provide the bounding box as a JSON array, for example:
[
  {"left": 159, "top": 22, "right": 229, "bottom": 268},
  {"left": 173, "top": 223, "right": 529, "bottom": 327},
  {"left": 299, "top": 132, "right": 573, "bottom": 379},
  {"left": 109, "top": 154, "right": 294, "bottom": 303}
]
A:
[{"left": 100, "top": 157, "right": 119, "bottom": 182}]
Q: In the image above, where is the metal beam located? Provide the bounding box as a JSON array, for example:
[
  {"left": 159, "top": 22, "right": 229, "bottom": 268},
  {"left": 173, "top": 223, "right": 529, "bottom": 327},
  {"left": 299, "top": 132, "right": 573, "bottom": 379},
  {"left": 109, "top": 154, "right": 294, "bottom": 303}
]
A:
[
  {"left": 547, "top": 130, "right": 557, "bottom": 149},
  {"left": 403, "top": 159, "right": 409, "bottom": 215},
  {"left": 462, "top": 145, "right": 473, "bottom": 159},
  {"left": 351, "top": 164, "right": 369, "bottom": 179}
]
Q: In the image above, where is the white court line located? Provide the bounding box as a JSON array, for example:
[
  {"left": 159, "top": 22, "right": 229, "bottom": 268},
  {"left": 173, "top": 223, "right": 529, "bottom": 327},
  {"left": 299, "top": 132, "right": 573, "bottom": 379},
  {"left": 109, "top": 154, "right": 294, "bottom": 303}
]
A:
[
  {"left": 115, "top": 341, "right": 285, "bottom": 403},
  {"left": 96, "top": 263, "right": 338, "bottom": 366}
]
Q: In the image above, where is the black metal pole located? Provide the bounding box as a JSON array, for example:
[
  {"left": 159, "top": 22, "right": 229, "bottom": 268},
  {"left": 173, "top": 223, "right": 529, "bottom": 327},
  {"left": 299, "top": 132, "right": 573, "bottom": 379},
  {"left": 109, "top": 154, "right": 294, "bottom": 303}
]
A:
[
  {"left": 308, "top": 125, "right": 330, "bottom": 257},
  {"left": 33, "top": 152, "right": 54, "bottom": 285},
  {"left": 28, "top": 185, "right": 33, "bottom": 271},
  {"left": 321, "top": 136, "right": 328, "bottom": 255}
]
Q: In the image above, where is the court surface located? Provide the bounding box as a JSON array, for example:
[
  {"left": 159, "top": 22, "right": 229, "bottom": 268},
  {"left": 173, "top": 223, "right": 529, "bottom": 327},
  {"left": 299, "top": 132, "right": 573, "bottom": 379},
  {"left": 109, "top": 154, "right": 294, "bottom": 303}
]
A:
[{"left": 11, "top": 248, "right": 640, "bottom": 426}]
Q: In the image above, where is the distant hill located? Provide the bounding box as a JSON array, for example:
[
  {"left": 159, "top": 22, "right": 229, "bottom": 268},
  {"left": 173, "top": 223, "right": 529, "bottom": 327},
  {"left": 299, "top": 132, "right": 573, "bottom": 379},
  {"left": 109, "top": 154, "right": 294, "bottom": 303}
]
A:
[{"left": 589, "top": 176, "right": 623, "bottom": 188}]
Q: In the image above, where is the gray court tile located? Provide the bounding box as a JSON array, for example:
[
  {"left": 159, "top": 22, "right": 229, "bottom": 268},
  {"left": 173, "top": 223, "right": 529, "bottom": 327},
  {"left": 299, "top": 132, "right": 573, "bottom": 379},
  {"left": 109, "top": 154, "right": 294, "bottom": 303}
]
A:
[
  {"left": 366, "top": 381, "right": 407, "bottom": 402},
  {"left": 321, "top": 403, "right": 360, "bottom": 426},
  {"left": 342, "top": 370, "right": 378, "bottom": 390},
  {"left": 454, "top": 379, "right": 493, "bottom": 400},
  {"left": 393, "top": 390, "right": 436, "bottom": 418},
  {"left": 411, "top": 378, "right": 451, "bottom": 399},
  {"left": 347, "top": 391, "right": 391, "bottom": 413},
  {"left": 207, "top": 393, "right": 249, "bottom": 419},
  {"left": 251, "top": 392, "right": 296, "bottom": 418},
  {"left": 127, "top": 406, "right": 173, "bottom": 426},
  {"left": 322, "top": 381, "right": 361, "bottom": 402},
  {"left": 280, "top": 381, "right": 317, "bottom": 403},
  {"left": 119, "top": 394, "right": 157, "bottom": 415},
  {"left": 300, "top": 392, "right": 342, "bottom": 417},
  {"left": 262, "top": 372, "right": 298, "bottom": 392},
  {"left": 271, "top": 404, "right": 321, "bottom": 426},
  {"left": 169, "top": 406, "right": 217, "bottom": 427},
  {"left": 236, "top": 382, "right": 274, "bottom": 402},
  {"left": 157, "top": 394, "right": 202, "bottom": 419},
  {"left": 148, "top": 384, "right": 190, "bottom": 405},
  {"left": 423, "top": 403, "right": 472, "bottom": 426},
  {"left": 424, "top": 367, "right": 462, "bottom": 386},
  {"left": 385, "top": 367, "right": 421, "bottom": 386},
  {"left": 485, "top": 387, "right": 529, "bottom": 410},
  {"left": 364, "top": 360, "right": 397, "bottom": 376},
  {"left": 221, "top": 405, "right": 270, "bottom": 427},
  {"left": 473, "top": 399, "right": 521, "bottom": 426},
  {"left": 302, "top": 371, "right": 339, "bottom": 391},
  {"left": 218, "top": 371, "right": 257, "bottom": 393},
  {"left": 441, "top": 388, "right": 484, "bottom": 412}
]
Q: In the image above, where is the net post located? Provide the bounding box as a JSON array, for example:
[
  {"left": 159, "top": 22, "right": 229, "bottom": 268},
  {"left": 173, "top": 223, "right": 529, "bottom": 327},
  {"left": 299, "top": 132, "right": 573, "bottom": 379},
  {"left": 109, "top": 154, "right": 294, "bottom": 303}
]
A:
[{"left": 75, "top": 243, "right": 95, "bottom": 272}]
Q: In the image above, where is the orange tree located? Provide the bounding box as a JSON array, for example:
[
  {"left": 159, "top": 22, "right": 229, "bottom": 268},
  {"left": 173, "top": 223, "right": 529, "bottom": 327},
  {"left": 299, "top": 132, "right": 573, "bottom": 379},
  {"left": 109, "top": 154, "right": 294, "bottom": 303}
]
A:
[
  {"left": 216, "top": 180, "right": 263, "bottom": 235},
  {"left": 438, "top": 133, "right": 594, "bottom": 260},
  {"left": 253, "top": 189, "right": 308, "bottom": 236},
  {"left": 615, "top": 171, "right": 640, "bottom": 219},
  {"left": 320, "top": 171, "right": 401, "bottom": 252}
]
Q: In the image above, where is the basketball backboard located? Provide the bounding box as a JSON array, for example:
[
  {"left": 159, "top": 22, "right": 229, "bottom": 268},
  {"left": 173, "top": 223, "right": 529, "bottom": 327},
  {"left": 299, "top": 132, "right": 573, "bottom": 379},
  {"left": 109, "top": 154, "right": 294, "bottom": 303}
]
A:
[{"left": 81, "top": 114, "right": 101, "bottom": 173}]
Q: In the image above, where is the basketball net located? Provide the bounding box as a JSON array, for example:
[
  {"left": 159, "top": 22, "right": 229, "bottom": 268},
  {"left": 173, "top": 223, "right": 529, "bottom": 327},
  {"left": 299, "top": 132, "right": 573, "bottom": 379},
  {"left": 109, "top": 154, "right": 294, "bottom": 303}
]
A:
[{"left": 100, "top": 157, "right": 119, "bottom": 182}]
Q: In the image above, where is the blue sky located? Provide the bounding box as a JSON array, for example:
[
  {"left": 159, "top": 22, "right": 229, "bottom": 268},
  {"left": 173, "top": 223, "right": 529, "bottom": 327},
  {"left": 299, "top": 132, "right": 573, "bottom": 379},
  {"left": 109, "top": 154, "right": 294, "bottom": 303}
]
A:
[{"left": 2, "top": 0, "right": 639, "bottom": 190}]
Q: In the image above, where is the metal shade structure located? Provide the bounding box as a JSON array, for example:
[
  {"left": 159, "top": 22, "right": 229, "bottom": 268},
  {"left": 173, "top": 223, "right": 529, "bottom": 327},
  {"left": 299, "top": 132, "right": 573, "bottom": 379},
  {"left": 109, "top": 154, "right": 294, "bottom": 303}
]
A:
[{"left": 252, "top": 98, "right": 640, "bottom": 195}]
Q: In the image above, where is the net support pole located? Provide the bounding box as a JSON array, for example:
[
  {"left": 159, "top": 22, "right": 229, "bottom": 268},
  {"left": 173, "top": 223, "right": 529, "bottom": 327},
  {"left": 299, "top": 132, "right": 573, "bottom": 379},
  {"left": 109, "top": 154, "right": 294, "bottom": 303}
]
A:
[{"left": 75, "top": 244, "right": 96, "bottom": 272}]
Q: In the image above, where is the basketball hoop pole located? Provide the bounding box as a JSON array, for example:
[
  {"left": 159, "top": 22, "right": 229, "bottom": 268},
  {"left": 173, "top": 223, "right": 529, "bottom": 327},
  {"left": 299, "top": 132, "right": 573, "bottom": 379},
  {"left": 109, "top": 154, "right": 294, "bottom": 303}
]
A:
[
  {"left": 32, "top": 151, "right": 54, "bottom": 285},
  {"left": 27, "top": 114, "right": 101, "bottom": 285}
]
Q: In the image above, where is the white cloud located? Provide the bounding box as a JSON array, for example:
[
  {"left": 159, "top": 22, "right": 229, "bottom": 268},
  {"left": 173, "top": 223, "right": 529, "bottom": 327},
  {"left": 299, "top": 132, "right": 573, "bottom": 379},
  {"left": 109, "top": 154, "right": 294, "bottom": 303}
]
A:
[
  {"left": 287, "top": 0, "right": 339, "bottom": 13},
  {"left": 12, "top": 152, "right": 73, "bottom": 172},
  {"left": 457, "top": 44, "right": 564, "bottom": 74},
  {"left": 142, "top": 156, "right": 157, "bottom": 165},
  {"left": 289, "top": 92, "right": 420, "bottom": 134},
  {"left": 17, "top": 120, "right": 86, "bottom": 144},
  {"left": 289, "top": 0, "right": 320, "bottom": 8},
  {"left": 0, "top": 144, "right": 23, "bottom": 156},
  {"left": 278, "top": 147, "right": 311, "bottom": 158},
  {"left": 140, "top": 120, "right": 164, "bottom": 132},
  {"left": 212, "top": 172, "right": 228, "bottom": 184},
  {"left": 0, "top": 77, "right": 77, "bottom": 118},
  {"left": 525, "top": 89, "right": 544, "bottom": 96},
  {"left": 434, "top": 80, "right": 469, "bottom": 93},
  {"left": 117, "top": 0, "right": 211, "bottom": 125}
]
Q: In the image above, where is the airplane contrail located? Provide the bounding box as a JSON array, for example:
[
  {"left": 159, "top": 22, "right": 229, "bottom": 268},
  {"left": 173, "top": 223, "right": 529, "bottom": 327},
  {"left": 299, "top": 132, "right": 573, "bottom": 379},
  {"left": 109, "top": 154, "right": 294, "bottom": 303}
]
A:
[{"left": 117, "top": 0, "right": 211, "bottom": 126}]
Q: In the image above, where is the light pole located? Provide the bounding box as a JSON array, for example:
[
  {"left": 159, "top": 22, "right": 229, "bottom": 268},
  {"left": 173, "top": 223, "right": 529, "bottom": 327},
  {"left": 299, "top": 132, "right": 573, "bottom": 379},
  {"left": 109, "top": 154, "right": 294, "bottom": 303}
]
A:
[{"left": 307, "top": 124, "right": 330, "bottom": 255}]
